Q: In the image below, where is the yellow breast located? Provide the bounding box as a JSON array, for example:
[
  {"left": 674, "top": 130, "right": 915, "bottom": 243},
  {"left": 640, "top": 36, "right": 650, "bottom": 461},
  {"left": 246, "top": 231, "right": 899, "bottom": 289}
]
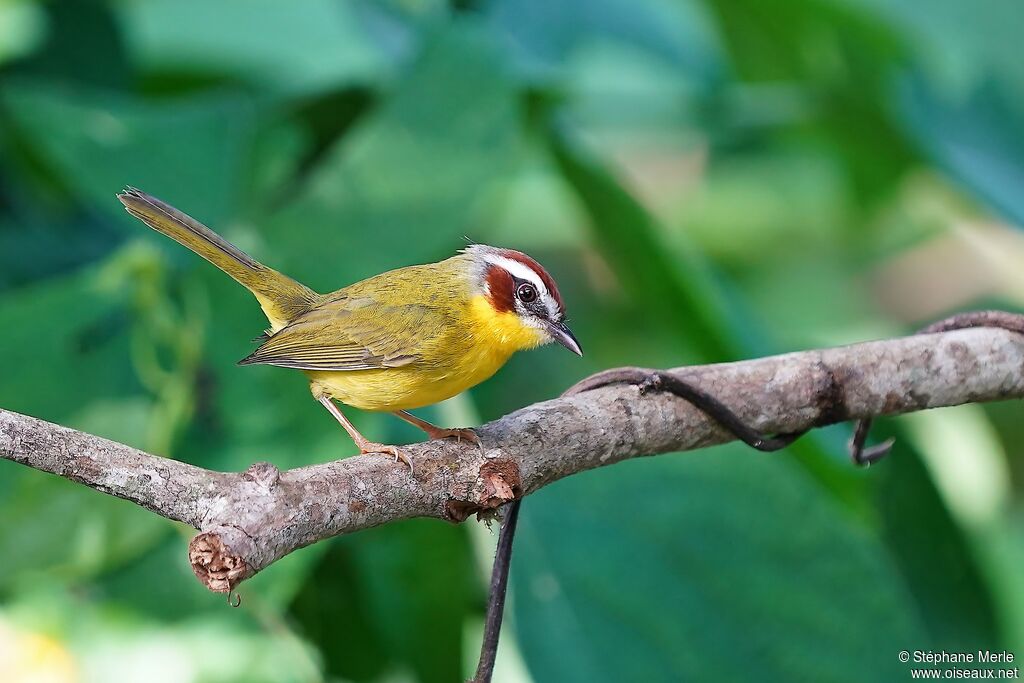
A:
[{"left": 306, "top": 295, "right": 546, "bottom": 411}]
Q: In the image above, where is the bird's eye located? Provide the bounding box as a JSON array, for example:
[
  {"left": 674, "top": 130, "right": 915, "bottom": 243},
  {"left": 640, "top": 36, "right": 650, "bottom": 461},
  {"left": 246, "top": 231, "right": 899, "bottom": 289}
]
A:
[{"left": 516, "top": 283, "right": 538, "bottom": 303}]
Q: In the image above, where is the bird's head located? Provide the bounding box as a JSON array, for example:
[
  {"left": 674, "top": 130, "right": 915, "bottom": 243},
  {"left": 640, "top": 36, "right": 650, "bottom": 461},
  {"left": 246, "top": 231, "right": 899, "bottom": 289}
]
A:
[{"left": 464, "top": 244, "right": 582, "bottom": 356}]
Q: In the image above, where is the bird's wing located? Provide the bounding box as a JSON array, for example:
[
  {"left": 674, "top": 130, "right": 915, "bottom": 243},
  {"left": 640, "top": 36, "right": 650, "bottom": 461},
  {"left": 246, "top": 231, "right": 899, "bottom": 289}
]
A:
[{"left": 237, "top": 297, "right": 438, "bottom": 371}]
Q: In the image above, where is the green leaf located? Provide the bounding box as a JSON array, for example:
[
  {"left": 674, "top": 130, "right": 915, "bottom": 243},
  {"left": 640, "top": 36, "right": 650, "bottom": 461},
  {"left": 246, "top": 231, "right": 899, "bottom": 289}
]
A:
[
  {"left": 872, "top": 422, "right": 1000, "bottom": 651},
  {"left": 544, "top": 122, "right": 743, "bottom": 361},
  {"left": 12, "top": 0, "right": 130, "bottom": 89},
  {"left": 699, "top": 0, "right": 917, "bottom": 204},
  {"left": 0, "top": 266, "right": 136, "bottom": 418},
  {"left": 289, "top": 539, "right": 391, "bottom": 682},
  {"left": 266, "top": 22, "right": 523, "bottom": 286},
  {"left": 0, "top": 396, "right": 170, "bottom": 590},
  {"left": 0, "top": 1, "right": 45, "bottom": 67},
  {"left": 289, "top": 521, "right": 479, "bottom": 683},
  {"left": 513, "top": 450, "right": 928, "bottom": 683},
  {"left": 350, "top": 520, "right": 481, "bottom": 683},
  {"left": 0, "top": 467, "right": 169, "bottom": 591},
  {"left": 0, "top": 268, "right": 165, "bottom": 588},
  {"left": 119, "top": 0, "right": 388, "bottom": 98},
  {"left": 899, "top": 76, "right": 1024, "bottom": 228},
  {"left": 488, "top": 0, "right": 722, "bottom": 84},
  {"left": 848, "top": 0, "right": 1024, "bottom": 101},
  {"left": 0, "top": 213, "right": 122, "bottom": 292},
  {"left": 1, "top": 83, "right": 254, "bottom": 229}
]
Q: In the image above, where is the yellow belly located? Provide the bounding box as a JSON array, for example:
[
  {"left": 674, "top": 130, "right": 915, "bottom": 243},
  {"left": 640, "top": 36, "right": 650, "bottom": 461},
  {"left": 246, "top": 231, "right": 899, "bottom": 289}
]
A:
[
  {"left": 306, "top": 345, "right": 513, "bottom": 411},
  {"left": 304, "top": 295, "right": 547, "bottom": 412}
]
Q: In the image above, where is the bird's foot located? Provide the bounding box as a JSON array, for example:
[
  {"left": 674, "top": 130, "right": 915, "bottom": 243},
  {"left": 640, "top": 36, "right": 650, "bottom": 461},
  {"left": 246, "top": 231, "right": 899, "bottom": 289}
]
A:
[
  {"left": 359, "top": 442, "right": 414, "bottom": 473},
  {"left": 392, "top": 411, "right": 483, "bottom": 452},
  {"left": 425, "top": 425, "right": 479, "bottom": 444},
  {"left": 422, "top": 425, "right": 483, "bottom": 452}
]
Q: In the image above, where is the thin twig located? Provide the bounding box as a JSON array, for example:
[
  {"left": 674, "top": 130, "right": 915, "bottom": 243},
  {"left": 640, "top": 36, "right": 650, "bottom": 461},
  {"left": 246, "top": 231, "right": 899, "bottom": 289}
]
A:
[{"left": 472, "top": 500, "right": 521, "bottom": 683}]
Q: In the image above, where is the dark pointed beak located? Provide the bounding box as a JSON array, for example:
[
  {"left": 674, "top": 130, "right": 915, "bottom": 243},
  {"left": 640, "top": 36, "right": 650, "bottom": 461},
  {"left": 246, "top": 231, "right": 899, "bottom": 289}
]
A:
[{"left": 546, "top": 320, "right": 583, "bottom": 356}]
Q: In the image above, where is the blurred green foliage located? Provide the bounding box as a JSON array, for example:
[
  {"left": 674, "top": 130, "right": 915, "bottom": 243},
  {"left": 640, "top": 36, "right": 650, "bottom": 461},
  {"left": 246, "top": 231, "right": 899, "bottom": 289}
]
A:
[{"left": 1, "top": 1, "right": 1023, "bottom": 682}]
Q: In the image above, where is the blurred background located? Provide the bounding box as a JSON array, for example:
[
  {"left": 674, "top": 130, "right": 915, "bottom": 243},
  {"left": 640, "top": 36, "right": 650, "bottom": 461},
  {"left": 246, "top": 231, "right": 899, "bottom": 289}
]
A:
[{"left": 1, "top": 0, "right": 1023, "bottom": 681}]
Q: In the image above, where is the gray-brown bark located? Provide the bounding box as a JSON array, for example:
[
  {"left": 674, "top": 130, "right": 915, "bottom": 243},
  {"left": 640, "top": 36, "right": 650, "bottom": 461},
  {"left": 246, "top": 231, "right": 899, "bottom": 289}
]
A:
[{"left": 2, "top": 325, "right": 1023, "bottom": 592}]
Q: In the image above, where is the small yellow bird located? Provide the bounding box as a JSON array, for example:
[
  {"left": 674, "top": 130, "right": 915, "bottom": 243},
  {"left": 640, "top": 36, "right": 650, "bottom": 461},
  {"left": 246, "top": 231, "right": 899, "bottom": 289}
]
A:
[{"left": 118, "top": 188, "right": 582, "bottom": 468}]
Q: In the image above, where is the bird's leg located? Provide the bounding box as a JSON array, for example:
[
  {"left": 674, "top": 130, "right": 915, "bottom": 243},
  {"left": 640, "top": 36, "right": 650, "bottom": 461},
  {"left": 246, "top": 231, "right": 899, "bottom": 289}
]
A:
[
  {"left": 318, "top": 396, "right": 413, "bottom": 472},
  {"left": 393, "top": 410, "right": 481, "bottom": 448}
]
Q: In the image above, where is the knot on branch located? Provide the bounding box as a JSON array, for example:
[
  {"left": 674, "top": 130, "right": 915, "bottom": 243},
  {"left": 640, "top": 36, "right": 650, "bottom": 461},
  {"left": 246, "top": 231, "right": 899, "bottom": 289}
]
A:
[
  {"left": 242, "top": 461, "right": 281, "bottom": 490},
  {"left": 812, "top": 360, "right": 851, "bottom": 426},
  {"left": 446, "top": 459, "right": 522, "bottom": 522},
  {"left": 188, "top": 531, "right": 251, "bottom": 593}
]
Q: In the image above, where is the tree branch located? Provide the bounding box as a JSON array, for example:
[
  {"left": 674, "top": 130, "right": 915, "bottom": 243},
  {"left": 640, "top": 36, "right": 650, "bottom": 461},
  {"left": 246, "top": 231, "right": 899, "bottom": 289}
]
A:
[{"left": 2, "top": 324, "right": 1023, "bottom": 592}]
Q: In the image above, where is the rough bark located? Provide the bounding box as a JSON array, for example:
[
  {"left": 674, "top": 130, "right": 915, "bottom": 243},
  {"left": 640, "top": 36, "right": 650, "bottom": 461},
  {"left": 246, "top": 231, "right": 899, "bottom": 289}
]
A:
[{"left": 2, "top": 326, "right": 1022, "bottom": 592}]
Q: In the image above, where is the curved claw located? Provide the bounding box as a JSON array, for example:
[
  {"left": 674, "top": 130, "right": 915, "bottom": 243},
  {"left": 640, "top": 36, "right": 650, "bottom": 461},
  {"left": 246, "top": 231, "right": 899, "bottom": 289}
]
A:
[
  {"left": 433, "top": 427, "right": 484, "bottom": 454},
  {"left": 360, "top": 443, "right": 414, "bottom": 474}
]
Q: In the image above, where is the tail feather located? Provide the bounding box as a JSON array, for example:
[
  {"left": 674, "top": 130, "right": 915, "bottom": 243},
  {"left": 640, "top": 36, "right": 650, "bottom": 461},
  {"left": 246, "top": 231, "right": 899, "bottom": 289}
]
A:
[{"left": 118, "top": 187, "right": 318, "bottom": 330}]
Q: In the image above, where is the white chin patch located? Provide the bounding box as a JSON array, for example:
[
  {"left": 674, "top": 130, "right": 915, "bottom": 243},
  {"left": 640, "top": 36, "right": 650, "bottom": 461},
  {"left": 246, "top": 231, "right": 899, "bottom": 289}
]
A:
[{"left": 515, "top": 308, "right": 547, "bottom": 330}]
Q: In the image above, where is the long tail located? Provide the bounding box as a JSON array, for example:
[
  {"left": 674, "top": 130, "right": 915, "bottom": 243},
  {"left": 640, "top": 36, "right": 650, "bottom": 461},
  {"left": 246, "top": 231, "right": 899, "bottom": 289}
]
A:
[{"left": 118, "top": 187, "right": 318, "bottom": 330}]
